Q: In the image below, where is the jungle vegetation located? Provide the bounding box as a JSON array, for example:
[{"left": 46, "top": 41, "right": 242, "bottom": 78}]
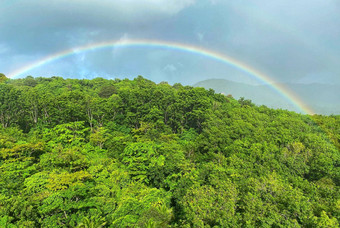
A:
[{"left": 0, "top": 74, "right": 339, "bottom": 227}]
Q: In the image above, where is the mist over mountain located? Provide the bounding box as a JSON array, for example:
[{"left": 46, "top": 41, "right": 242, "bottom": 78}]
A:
[{"left": 194, "top": 79, "right": 340, "bottom": 115}]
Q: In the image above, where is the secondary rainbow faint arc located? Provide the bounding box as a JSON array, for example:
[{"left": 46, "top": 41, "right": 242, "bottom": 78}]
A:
[{"left": 7, "top": 39, "right": 314, "bottom": 115}]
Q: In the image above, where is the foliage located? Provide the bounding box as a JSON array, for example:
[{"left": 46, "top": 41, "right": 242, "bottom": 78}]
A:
[{"left": 0, "top": 76, "right": 338, "bottom": 227}]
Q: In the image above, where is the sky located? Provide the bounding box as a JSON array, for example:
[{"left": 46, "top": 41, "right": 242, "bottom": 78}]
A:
[{"left": 1, "top": 0, "right": 340, "bottom": 86}]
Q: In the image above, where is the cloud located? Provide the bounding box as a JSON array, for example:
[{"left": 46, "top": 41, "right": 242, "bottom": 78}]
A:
[
  {"left": 163, "top": 64, "right": 177, "bottom": 72},
  {"left": 208, "top": 0, "right": 219, "bottom": 5},
  {"left": 196, "top": 32, "right": 205, "bottom": 42},
  {"left": 0, "top": 0, "right": 195, "bottom": 55},
  {"left": 1, "top": 0, "right": 339, "bottom": 86},
  {"left": 0, "top": 44, "right": 10, "bottom": 54},
  {"left": 109, "top": 0, "right": 196, "bottom": 17},
  {"left": 1, "top": 0, "right": 195, "bottom": 29},
  {"left": 112, "top": 33, "right": 130, "bottom": 57}
]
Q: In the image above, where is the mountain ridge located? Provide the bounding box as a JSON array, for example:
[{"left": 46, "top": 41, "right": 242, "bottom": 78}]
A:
[{"left": 194, "top": 78, "right": 340, "bottom": 115}]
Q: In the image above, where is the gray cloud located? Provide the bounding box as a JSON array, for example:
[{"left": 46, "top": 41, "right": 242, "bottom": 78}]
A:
[
  {"left": 1, "top": 0, "right": 339, "bottom": 86},
  {"left": 0, "top": 0, "right": 194, "bottom": 54}
]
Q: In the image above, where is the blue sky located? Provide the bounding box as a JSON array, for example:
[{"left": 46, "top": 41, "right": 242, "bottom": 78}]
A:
[{"left": 1, "top": 0, "right": 340, "bottom": 85}]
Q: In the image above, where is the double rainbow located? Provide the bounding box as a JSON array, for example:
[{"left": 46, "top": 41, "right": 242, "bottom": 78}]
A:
[{"left": 7, "top": 39, "right": 314, "bottom": 115}]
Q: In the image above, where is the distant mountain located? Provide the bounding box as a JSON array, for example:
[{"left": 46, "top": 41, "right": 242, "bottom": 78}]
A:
[{"left": 194, "top": 79, "right": 340, "bottom": 115}]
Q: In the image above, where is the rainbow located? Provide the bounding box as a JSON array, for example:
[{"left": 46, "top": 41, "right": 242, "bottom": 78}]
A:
[{"left": 7, "top": 39, "right": 314, "bottom": 114}]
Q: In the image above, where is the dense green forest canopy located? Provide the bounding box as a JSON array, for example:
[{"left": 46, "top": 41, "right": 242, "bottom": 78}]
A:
[{"left": 0, "top": 75, "right": 339, "bottom": 227}]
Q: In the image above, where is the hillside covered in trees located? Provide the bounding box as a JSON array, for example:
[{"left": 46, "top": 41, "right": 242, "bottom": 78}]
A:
[{"left": 0, "top": 75, "right": 339, "bottom": 227}]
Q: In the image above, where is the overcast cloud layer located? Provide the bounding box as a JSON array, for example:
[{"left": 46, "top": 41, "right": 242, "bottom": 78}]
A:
[{"left": 1, "top": 0, "right": 340, "bottom": 86}]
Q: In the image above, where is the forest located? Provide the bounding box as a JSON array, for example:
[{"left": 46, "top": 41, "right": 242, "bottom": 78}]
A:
[{"left": 0, "top": 74, "right": 339, "bottom": 227}]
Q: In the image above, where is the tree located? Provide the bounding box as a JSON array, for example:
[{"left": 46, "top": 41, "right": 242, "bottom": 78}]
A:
[
  {"left": 0, "top": 76, "right": 339, "bottom": 227},
  {"left": 0, "top": 73, "right": 8, "bottom": 83},
  {"left": 89, "top": 127, "right": 109, "bottom": 149},
  {"left": 0, "top": 84, "right": 23, "bottom": 128},
  {"left": 121, "top": 142, "right": 165, "bottom": 184}
]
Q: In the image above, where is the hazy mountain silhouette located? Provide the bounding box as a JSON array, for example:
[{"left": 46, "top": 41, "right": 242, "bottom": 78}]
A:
[{"left": 194, "top": 79, "right": 340, "bottom": 115}]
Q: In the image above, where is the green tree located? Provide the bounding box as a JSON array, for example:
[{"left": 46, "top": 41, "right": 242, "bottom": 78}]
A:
[{"left": 0, "top": 73, "right": 8, "bottom": 83}]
